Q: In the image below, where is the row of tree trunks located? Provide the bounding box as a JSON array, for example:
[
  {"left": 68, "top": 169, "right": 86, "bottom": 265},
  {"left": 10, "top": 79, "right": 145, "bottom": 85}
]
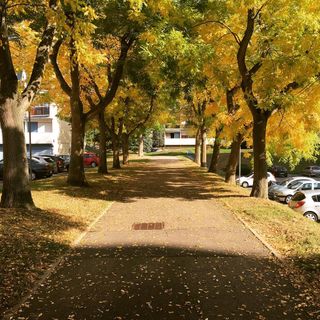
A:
[
  {"left": 201, "top": 129, "right": 207, "bottom": 168},
  {"left": 138, "top": 134, "right": 144, "bottom": 157},
  {"left": 208, "top": 127, "right": 223, "bottom": 173},
  {"left": 98, "top": 111, "right": 108, "bottom": 174},
  {"left": 194, "top": 129, "right": 201, "bottom": 165},
  {"left": 225, "top": 133, "right": 243, "bottom": 184},
  {"left": 122, "top": 133, "right": 130, "bottom": 165}
]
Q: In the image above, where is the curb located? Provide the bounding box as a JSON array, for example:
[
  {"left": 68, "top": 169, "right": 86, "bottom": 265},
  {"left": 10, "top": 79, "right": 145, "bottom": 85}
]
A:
[
  {"left": 223, "top": 201, "right": 284, "bottom": 260},
  {"left": 3, "top": 202, "right": 113, "bottom": 320}
]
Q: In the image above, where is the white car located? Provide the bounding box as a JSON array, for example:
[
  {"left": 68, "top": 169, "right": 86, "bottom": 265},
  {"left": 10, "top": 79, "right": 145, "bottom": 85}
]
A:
[
  {"left": 268, "top": 177, "right": 316, "bottom": 200},
  {"left": 237, "top": 172, "right": 276, "bottom": 188},
  {"left": 288, "top": 190, "right": 320, "bottom": 222},
  {"left": 275, "top": 180, "right": 320, "bottom": 204}
]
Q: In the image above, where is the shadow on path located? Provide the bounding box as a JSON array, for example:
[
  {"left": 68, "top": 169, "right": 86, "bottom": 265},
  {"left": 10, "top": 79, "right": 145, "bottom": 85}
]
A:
[{"left": 13, "top": 245, "right": 317, "bottom": 320}]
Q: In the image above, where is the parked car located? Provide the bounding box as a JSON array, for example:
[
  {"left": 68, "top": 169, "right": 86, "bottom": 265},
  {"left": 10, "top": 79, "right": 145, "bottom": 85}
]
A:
[
  {"left": 58, "top": 154, "right": 70, "bottom": 171},
  {"left": 33, "top": 155, "right": 56, "bottom": 174},
  {"left": 275, "top": 180, "right": 320, "bottom": 204},
  {"left": 270, "top": 165, "right": 288, "bottom": 178},
  {"left": 236, "top": 172, "right": 276, "bottom": 188},
  {"left": 288, "top": 190, "right": 320, "bottom": 222},
  {"left": 268, "top": 177, "right": 316, "bottom": 200},
  {"left": 0, "top": 157, "right": 52, "bottom": 180},
  {"left": 83, "top": 152, "right": 100, "bottom": 167},
  {"left": 40, "top": 155, "right": 65, "bottom": 173},
  {"left": 303, "top": 166, "right": 320, "bottom": 177}
]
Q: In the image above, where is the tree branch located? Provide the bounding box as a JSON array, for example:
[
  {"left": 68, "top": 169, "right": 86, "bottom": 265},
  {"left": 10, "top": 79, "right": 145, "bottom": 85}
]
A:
[
  {"left": 193, "top": 20, "right": 240, "bottom": 45},
  {"left": 21, "top": 0, "right": 58, "bottom": 107},
  {"left": 50, "top": 38, "right": 72, "bottom": 97}
]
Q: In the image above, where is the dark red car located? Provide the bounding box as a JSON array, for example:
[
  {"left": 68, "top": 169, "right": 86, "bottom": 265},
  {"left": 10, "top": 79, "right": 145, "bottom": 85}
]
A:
[{"left": 83, "top": 152, "right": 100, "bottom": 167}]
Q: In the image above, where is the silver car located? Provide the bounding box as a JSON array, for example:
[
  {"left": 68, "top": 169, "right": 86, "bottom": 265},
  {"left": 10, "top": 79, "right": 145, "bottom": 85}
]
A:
[
  {"left": 275, "top": 180, "right": 320, "bottom": 204},
  {"left": 268, "top": 177, "right": 316, "bottom": 200},
  {"left": 303, "top": 166, "right": 320, "bottom": 177},
  {"left": 288, "top": 190, "right": 320, "bottom": 222}
]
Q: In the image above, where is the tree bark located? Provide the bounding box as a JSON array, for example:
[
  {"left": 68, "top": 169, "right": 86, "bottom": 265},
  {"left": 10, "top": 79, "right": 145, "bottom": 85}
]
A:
[
  {"left": 138, "top": 134, "right": 144, "bottom": 157},
  {"left": 122, "top": 133, "right": 130, "bottom": 165},
  {"left": 225, "top": 133, "right": 243, "bottom": 184},
  {"left": 208, "top": 128, "right": 222, "bottom": 173},
  {"left": 67, "top": 32, "right": 87, "bottom": 186},
  {"left": 0, "top": 99, "right": 34, "bottom": 208},
  {"left": 200, "top": 128, "right": 207, "bottom": 168},
  {"left": 194, "top": 128, "right": 201, "bottom": 165},
  {"left": 111, "top": 134, "right": 121, "bottom": 169},
  {"left": 250, "top": 112, "right": 268, "bottom": 198},
  {"left": 98, "top": 111, "right": 108, "bottom": 174}
]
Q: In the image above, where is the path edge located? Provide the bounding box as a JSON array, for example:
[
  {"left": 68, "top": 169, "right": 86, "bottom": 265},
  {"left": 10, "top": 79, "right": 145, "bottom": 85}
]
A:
[
  {"left": 3, "top": 202, "right": 114, "bottom": 320},
  {"left": 222, "top": 201, "right": 283, "bottom": 260}
]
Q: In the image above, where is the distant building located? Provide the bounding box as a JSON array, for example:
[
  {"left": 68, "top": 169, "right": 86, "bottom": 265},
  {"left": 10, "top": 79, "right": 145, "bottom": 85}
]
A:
[
  {"left": 164, "top": 125, "right": 214, "bottom": 147},
  {"left": 0, "top": 103, "right": 71, "bottom": 159}
]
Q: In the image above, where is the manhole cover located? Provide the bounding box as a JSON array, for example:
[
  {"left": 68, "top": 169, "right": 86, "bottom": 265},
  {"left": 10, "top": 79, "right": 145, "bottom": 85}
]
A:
[{"left": 132, "top": 222, "right": 165, "bottom": 230}]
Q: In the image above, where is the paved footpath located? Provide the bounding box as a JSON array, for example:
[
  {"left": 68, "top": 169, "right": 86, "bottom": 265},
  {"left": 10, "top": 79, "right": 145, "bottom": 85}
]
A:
[{"left": 11, "top": 157, "right": 318, "bottom": 319}]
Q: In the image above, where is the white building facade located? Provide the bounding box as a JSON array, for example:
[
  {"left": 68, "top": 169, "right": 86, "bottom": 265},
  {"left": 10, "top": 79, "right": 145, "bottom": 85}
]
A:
[
  {"left": 0, "top": 104, "right": 71, "bottom": 159},
  {"left": 164, "top": 127, "right": 214, "bottom": 147}
]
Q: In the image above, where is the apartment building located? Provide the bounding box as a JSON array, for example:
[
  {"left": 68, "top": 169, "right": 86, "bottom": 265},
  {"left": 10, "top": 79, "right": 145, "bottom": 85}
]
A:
[
  {"left": 0, "top": 104, "right": 71, "bottom": 159},
  {"left": 164, "top": 125, "right": 214, "bottom": 147}
]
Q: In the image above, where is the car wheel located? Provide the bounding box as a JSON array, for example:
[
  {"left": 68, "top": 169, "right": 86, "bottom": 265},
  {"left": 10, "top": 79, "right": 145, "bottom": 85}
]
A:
[
  {"left": 285, "top": 195, "right": 292, "bottom": 204},
  {"left": 91, "top": 162, "right": 97, "bottom": 168},
  {"left": 241, "top": 181, "right": 249, "bottom": 188},
  {"left": 303, "top": 211, "right": 318, "bottom": 222}
]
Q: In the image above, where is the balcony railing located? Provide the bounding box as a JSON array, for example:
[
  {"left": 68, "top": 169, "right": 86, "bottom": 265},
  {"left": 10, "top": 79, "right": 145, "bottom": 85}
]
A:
[{"left": 30, "top": 106, "right": 50, "bottom": 117}]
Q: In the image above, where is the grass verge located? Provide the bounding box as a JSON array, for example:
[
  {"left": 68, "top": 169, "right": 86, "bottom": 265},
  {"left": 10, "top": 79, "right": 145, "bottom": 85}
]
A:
[
  {"left": 0, "top": 171, "right": 112, "bottom": 315},
  {"left": 194, "top": 165, "right": 320, "bottom": 277}
]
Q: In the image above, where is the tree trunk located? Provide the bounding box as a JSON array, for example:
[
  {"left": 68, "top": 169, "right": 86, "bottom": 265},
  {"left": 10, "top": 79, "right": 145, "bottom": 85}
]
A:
[
  {"left": 0, "top": 98, "right": 34, "bottom": 208},
  {"left": 200, "top": 128, "right": 207, "bottom": 168},
  {"left": 122, "top": 133, "right": 130, "bottom": 165},
  {"left": 138, "top": 134, "right": 144, "bottom": 157},
  {"left": 225, "top": 133, "right": 243, "bottom": 184},
  {"left": 67, "top": 32, "right": 87, "bottom": 186},
  {"left": 250, "top": 112, "right": 269, "bottom": 198},
  {"left": 112, "top": 134, "right": 121, "bottom": 169},
  {"left": 194, "top": 128, "right": 201, "bottom": 165},
  {"left": 98, "top": 111, "right": 108, "bottom": 174},
  {"left": 208, "top": 128, "right": 222, "bottom": 173},
  {"left": 68, "top": 113, "right": 86, "bottom": 185}
]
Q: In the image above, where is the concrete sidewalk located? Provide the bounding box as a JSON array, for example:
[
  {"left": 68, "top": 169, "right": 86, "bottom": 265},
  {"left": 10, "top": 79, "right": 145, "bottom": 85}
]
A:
[{"left": 11, "top": 157, "right": 317, "bottom": 319}]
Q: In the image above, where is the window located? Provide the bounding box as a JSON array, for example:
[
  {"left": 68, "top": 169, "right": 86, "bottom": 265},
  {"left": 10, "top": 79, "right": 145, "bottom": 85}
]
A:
[
  {"left": 314, "top": 183, "right": 320, "bottom": 190},
  {"left": 301, "top": 183, "right": 312, "bottom": 190},
  {"left": 312, "top": 195, "right": 320, "bottom": 202},
  {"left": 31, "top": 105, "right": 50, "bottom": 116},
  {"left": 170, "top": 132, "right": 180, "bottom": 139},
  {"left": 27, "top": 122, "right": 38, "bottom": 132},
  {"left": 44, "top": 123, "right": 52, "bottom": 133}
]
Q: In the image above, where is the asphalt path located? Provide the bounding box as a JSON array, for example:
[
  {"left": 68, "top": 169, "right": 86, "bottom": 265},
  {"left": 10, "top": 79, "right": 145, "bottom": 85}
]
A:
[{"left": 9, "top": 157, "right": 319, "bottom": 319}]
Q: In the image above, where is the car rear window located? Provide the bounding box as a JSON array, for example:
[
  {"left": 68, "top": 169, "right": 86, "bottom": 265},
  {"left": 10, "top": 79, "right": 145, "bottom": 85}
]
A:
[
  {"left": 292, "top": 192, "right": 306, "bottom": 201},
  {"left": 312, "top": 195, "right": 320, "bottom": 202}
]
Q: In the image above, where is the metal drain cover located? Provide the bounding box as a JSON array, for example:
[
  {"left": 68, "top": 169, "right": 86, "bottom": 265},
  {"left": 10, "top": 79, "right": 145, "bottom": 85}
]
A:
[{"left": 132, "top": 222, "right": 165, "bottom": 230}]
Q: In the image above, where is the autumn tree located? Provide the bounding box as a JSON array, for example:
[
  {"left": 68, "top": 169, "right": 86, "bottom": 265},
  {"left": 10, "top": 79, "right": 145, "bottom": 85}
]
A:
[
  {"left": 195, "top": 0, "right": 320, "bottom": 197},
  {"left": 0, "top": 0, "right": 60, "bottom": 208}
]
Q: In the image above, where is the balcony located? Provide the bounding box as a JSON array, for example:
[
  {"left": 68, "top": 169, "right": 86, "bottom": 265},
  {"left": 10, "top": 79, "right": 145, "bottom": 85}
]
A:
[{"left": 28, "top": 106, "right": 50, "bottom": 118}]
